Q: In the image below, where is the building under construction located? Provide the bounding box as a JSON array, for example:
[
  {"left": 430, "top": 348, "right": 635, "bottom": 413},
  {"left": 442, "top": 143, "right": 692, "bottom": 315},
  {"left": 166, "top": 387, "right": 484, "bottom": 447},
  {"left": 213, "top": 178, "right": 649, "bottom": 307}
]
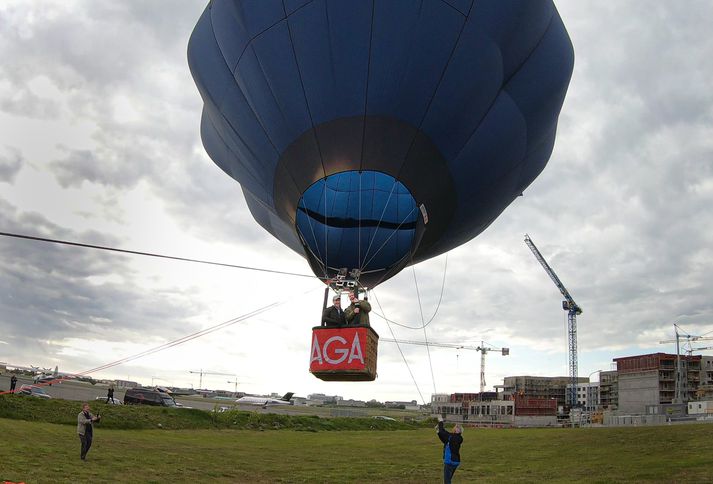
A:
[
  {"left": 431, "top": 392, "right": 557, "bottom": 427},
  {"left": 598, "top": 370, "right": 619, "bottom": 409},
  {"left": 502, "top": 375, "right": 589, "bottom": 410},
  {"left": 614, "top": 353, "right": 712, "bottom": 413}
]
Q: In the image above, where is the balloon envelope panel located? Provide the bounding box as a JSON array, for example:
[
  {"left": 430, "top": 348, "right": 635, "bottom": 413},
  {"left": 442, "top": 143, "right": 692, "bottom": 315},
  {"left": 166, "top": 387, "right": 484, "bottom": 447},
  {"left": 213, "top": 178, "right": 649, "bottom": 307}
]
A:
[{"left": 188, "top": 0, "right": 574, "bottom": 287}]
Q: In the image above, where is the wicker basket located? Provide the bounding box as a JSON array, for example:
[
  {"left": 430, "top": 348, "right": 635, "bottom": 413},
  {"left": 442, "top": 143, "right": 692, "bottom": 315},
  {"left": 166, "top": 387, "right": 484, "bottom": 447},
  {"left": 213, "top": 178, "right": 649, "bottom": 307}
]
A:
[{"left": 310, "top": 325, "right": 379, "bottom": 382}]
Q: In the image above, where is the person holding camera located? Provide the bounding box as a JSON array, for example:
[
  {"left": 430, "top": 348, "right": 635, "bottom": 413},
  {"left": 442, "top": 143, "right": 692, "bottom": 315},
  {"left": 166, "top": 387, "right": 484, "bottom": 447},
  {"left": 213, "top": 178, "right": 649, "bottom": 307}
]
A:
[
  {"left": 436, "top": 416, "right": 463, "bottom": 483},
  {"left": 344, "top": 292, "right": 371, "bottom": 326},
  {"left": 77, "top": 402, "right": 101, "bottom": 460}
]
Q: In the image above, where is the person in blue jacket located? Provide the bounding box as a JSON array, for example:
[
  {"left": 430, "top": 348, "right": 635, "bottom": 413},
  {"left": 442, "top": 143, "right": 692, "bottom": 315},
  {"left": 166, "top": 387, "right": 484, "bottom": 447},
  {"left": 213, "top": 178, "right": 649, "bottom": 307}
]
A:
[{"left": 436, "top": 416, "right": 463, "bottom": 483}]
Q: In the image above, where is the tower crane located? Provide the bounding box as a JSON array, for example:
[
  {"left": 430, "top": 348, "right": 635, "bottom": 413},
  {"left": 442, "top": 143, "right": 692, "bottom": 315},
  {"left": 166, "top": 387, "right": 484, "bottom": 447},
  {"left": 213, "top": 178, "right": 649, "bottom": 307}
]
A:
[
  {"left": 524, "top": 234, "right": 582, "bottom": 409},
  {"left": 189, "top": 369, "right": 234, "bottom": 389},
  {"left": 659, "top": 323, "right": 713, "bottom": 403},
  {"left": 381, "top": 338, "right": 509, "bottom": 393}
]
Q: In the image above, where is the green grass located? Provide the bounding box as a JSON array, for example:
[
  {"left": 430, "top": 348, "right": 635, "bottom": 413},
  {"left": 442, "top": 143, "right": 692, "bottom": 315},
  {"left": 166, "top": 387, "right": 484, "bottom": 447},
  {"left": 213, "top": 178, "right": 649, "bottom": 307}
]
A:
[
  {"left": 0, "top": 394, "right": 423, "bottom": 431},
  {"left": 2, "top": 396, "right": 712, "bottom": 482},
  {"left": 1, "top": 418, "right": 712, "bottom": 483}
]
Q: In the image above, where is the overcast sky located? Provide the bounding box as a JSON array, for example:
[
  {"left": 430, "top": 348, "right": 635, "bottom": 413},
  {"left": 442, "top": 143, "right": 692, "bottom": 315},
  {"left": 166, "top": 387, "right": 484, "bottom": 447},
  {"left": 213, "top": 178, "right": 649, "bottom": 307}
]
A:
[{"left": 1, "top": 1, "right": 712, "bottom": 403}]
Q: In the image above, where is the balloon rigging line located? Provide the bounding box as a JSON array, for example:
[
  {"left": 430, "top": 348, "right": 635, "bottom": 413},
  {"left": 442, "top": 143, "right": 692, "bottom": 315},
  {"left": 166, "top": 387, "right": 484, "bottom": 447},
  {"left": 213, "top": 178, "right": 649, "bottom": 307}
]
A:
[
  {"left": 358, "top": 171, "right": 362, "bottom": 271},
  {"left": 413, "top": 266, "right": 437, "bottom": 396},
  {"left": 80, "top": 286, "right": 320, "bottom": 376},
  {"left": 0, "top": 287, "right": 321, "bottom": 395},
  {"left": 374, "top": 294, "right": 427, "bottom": 407},
  {"left": 358, "top": 181, "right": 398, "bottom": 272},
  {"left": 360, "top": 204, "right": 418, "bottom": 272},
  {"left": 370, "top": 254, "right": 448, "bottom": 329},
  {"left": 323, "top": 178, "right": 329, "bottom": 279},
  {"left": 0, "top": 231, "right": 324, "bottom": 280},
  {"left": 399, "top": 0, "right": 474, "bottom": 178},
  {"left": 297, "top": 199, "right": 326, "bottom": 278},
  {"left": 358, "top": 0, "right": 377, "bottom": 269}
]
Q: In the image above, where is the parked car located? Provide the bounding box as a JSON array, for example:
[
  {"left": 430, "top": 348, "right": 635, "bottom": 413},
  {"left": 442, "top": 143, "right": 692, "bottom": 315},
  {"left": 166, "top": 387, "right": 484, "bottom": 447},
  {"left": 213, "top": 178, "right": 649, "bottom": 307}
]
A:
[
  {"left": 123, "top": 387, "right": 177, "bottom": 407},
  {"left": 372, "top": 415, "right": 396, "bottom": 421},
  {"left": 95, "top": 396, "right": 123, "bottom": 405},
  {"left": 18, "top": 385, "right": 51, "bottom": 399}
]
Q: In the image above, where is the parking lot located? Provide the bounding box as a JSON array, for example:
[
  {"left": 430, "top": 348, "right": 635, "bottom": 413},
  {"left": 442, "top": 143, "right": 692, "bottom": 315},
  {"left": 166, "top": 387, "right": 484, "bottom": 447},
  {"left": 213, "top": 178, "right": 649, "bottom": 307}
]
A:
[{"left": 0, "top": 374, "right": 218, "bottom": 410}]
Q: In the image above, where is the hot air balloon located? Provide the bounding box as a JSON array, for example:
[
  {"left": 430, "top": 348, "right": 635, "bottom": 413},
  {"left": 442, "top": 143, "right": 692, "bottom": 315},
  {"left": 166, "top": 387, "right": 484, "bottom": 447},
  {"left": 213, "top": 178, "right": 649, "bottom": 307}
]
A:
[{"left": 188, "top": 0, "right": 574, "bottom": 380}]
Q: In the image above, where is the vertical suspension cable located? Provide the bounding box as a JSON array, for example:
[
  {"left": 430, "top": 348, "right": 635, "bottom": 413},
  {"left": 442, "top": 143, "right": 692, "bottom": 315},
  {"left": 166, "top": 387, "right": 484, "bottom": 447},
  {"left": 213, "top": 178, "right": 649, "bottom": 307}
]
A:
[
  {"left": 297, "top": 197, "right": 325, "bottom": 271},
  {"left": 360, "top": 204, "right": 417, "bottom": 271},
  {"left": 358, "top": 172, "right": 362, "bottom": 272},
  {"left": 413, "top": 266, "right": 437, "bottom": 396},
  {"left": 359, "top": 182, "right": 398, "bottom": 272},
  {"left": 357, "top": 0, "right": 375, "bottom": 274},
  {"left": 323, "top": 177, "right": 328, "bottom": 278},
  {"left": 372, "top": 291, "right": 427, "bottom": 406}
]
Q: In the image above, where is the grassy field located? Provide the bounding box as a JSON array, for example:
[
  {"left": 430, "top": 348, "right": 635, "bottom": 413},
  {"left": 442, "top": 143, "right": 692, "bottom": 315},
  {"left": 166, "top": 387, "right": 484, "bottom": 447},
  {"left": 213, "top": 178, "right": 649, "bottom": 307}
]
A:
[
  {"left": 1, "top": 417, "right": 712, "bottom": 483},
  {"left": 0, "top": 394, "right": 422, "bottom": 431}
]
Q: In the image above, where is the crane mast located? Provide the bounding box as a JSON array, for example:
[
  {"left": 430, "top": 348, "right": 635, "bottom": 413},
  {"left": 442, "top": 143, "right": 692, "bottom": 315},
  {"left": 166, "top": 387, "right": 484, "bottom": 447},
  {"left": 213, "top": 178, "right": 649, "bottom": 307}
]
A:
[
  {"left": 659, "top": 323, "right": 713, "bottom": 403},
  {"left": 524, "top": 234, "right": 582, "bottom": 409}
]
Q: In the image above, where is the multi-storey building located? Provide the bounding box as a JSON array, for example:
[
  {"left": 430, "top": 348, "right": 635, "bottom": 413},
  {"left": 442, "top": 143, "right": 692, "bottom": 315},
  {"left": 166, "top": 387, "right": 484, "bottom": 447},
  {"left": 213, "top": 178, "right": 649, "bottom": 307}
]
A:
[
  {"left": 502, "top": 375, "right": 589, "bottom": 410},
  {"left": 431, "top": 393, "right": 450, "bottom": 404},
  {"left": 566, "top": 381, "right": 599, "bottom": 411},
  {"left": 698, "top": 356, "right": 713, "bottom": 399},
  {"left": 599, "top": 370, "right": 618, "bottom": 409},
  {"left": 432, "top": 394, "right": 556, "bottom": 427},
  {"left": 614, "top": 353, "right": 702, "bottom": 413}
]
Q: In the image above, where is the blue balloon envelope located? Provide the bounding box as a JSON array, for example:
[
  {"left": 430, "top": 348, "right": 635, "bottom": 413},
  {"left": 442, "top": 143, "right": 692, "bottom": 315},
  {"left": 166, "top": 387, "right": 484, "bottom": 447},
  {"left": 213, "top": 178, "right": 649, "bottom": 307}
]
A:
[{"left": 188, "top": 0, "right": 574, "bottom": 287}]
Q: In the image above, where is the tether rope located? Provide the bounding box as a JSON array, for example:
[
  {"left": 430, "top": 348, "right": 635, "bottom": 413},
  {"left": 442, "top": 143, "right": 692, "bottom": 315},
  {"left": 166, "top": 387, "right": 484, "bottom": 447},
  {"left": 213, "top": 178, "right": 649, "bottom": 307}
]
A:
[
  {"left": 371, "top": 254, "right": 448, "bottom": 329},
  {"left": 0, "top": 231, "right": 321, "bottom": 280},
  {"left": 374, "top": 294, "right": 427, "bottom": 406},
  {"left": 0, "top": 287, "right": 321, "bottom": 394},
  {"left": 413, "top": 266, "right": 437, "bottom": 395}
]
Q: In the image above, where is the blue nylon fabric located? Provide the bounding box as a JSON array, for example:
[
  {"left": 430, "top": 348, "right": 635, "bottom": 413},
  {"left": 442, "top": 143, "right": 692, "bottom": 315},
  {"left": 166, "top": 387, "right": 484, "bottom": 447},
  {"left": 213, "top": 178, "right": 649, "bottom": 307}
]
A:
[
  {"left": 367, "top": 0, "right": 464, "bottom": 124},
  {"left": 296, "top": 171, "right": 417, "bottom": 273},
  {"left": 188, "top": 0, "right": 574, "bottom": 283}
]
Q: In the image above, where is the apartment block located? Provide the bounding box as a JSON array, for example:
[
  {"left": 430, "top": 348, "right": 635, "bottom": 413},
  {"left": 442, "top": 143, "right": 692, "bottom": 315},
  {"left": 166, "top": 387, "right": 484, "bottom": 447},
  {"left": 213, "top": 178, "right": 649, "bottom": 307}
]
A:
[
  {"left": 502, "top": 375, "right": 589, "bottom": 409},
  {"left": 599, "top": 370, "right": 618, "bottom": 409},
  {"left": 614, "top": 353, "right": 702, "bottom": 413}
]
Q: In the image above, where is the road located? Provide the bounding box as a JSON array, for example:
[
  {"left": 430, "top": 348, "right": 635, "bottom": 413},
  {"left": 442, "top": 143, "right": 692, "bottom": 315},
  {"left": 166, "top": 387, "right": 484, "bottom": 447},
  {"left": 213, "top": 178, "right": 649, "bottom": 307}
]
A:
[
  {"left": 0, "top": 374, "right": 221, "bottom": 411},
  {"left": 1, "top": 375, "right": 303, "bottom": 413}
]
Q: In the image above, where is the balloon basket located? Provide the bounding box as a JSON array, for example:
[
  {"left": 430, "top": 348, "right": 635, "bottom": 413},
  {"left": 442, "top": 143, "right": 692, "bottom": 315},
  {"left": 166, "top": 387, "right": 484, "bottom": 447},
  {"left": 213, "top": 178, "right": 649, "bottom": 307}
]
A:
[{"left": 309, "top": 325, "right": 379, "bottom": 381}]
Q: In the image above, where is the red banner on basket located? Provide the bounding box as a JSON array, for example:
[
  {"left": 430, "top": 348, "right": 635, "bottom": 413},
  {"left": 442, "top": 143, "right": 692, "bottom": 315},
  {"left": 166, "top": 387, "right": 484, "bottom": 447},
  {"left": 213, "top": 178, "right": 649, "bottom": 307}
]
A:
[{"left": 309, "top": 327, "right": 368, "bottom": 371}]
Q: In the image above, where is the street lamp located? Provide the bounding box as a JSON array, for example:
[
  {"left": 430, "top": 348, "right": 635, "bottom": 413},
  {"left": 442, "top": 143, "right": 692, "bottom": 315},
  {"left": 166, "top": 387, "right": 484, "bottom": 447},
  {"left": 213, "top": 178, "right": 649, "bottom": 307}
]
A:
[
  {"left": 588, "top": 369, "right": 603, "bottom": 382},
  {"left": 151, "top": 376, "right": 167, "bottom": 386},
  {"left": 227, "top": 378, "right": 239, "bottom": 396},
  {"left": 585, "top": 370, "right": 604, "bottom": 417}
]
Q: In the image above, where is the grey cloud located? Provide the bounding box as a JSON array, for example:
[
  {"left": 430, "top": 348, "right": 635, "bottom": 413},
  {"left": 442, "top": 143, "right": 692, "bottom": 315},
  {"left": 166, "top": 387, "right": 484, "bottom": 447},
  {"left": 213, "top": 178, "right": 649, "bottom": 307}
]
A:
[
  {"left": 0, "top": 87, "right": 62, "bottom": 119},
  {"left": 2, "top": 1, "right": 204, "bottom": 192},
  {"left": 0, "top": 146, "right": 23, "bottom": 182},
  {"left": 0, "top": 199, "right": 206, "bottom": 362},
  {"left": 153, "top": 151, "right": 282, "bottom": 247},
  {"left": 50, "top": 144, "right": 156, "bottom": 189}
]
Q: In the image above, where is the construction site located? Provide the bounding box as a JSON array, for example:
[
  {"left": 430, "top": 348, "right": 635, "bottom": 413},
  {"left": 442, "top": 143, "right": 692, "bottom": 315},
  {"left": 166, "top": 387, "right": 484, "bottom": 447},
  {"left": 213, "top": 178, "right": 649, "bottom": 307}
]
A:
[{"left": 428, "top": 236, "right": 713, "bottom": 427}]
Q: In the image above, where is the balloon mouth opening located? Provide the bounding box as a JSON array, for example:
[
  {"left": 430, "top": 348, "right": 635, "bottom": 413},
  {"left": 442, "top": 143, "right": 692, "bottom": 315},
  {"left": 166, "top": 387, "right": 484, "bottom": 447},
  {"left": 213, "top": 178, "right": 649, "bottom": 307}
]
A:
[{"left": 295, "top": 170, "right": 418, "bottom": 276}]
